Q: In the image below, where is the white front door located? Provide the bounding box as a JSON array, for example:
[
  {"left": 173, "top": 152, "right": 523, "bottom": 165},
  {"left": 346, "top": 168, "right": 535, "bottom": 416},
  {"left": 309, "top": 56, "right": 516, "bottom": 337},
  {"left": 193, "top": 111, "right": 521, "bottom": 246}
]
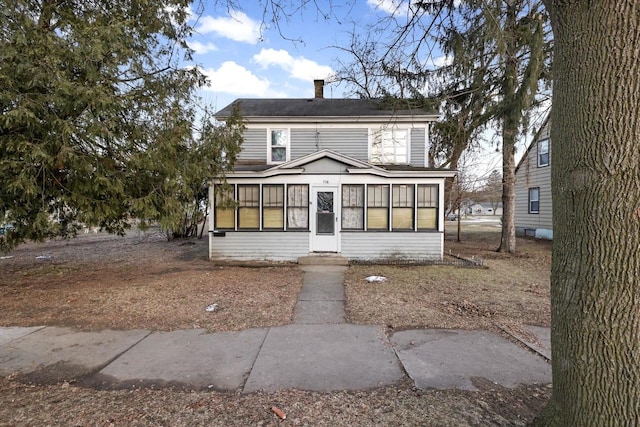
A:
[{"left": 311, "top": 187, "right": 339, "bottom": 252}]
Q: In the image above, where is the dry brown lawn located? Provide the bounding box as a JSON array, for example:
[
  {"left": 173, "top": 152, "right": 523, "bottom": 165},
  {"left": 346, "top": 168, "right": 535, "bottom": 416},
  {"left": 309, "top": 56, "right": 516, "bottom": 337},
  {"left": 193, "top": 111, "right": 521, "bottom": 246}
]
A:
[
  {"left": 346, "top": 223, "right": 551, "bottom": 336},
  {"left": 0, "top": 231, "right": 302, "bottom": 332},
  {"left": 0, "top": 223, "right": 552, "bottom": 426}
]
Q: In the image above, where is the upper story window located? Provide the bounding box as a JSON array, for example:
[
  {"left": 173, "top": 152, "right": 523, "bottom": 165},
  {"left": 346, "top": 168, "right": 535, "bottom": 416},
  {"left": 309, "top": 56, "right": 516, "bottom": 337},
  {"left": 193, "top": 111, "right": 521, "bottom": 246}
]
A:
[
  {"left": 371, "top": 127, "right": 409, "bottom": 164},
  {"left": 538, "top": 138, "right": 549, "bottom": 167},
  {"left": 269, "top": 129, "right": 289, "bottom": 164}
]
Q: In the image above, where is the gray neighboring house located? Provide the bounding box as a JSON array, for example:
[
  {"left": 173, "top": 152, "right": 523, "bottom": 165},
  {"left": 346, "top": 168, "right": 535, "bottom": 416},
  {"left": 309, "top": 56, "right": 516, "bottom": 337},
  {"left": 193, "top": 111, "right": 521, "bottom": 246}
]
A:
[
  {"left": 208, "top": 80, "right": 456, "bottom": 262},
  {"left": 467, "top": 202, "right": 503, "bottom": 216},
  {"left": 515, "top": 117, "right": 552, "bottom": 240}
]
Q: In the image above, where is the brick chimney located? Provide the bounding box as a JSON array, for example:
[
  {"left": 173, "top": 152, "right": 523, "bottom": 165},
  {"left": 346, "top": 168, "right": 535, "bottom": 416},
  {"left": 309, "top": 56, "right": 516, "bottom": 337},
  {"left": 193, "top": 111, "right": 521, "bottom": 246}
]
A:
[{"left": 314, "top": 79, "right": 324, "bottom": 98}]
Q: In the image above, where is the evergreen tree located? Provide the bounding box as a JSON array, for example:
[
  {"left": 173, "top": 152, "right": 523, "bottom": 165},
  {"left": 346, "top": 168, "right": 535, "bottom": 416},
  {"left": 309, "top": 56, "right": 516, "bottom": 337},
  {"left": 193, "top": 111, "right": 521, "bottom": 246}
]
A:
[
  {"left": 433, "top": 0, "right": 550, "bottom": 252},
  {"left": 0, "top": 1, "right": 243, "bottom": 251}
]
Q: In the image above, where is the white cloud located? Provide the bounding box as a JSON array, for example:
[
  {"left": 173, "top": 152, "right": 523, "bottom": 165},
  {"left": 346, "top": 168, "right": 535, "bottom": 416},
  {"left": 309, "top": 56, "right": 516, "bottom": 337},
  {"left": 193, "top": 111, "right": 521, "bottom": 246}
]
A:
[
  {"left": 200, "top": 61, "right": 275, "bottom": 97},
  {"left": 253, "top": 48, "right": 334, "bottom": 81},
  {"left": 367, "top": 0, "right": 409, "bottom": 16},
  {"left": 253, "top": 48, "right": 292, "bottom": 68},
  {"left": 188, "top": 40, "right": 218, "bottom": 54},
  {"left": 432, "top": 54, "right": 453, "bottom": 68},
  {"left": 196, "top": 11, "right": 262, "bottom": 44}
]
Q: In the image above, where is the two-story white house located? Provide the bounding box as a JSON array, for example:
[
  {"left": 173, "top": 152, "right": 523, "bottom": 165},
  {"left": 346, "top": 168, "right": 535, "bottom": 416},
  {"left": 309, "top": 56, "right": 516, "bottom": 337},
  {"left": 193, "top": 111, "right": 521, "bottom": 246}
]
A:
[{"left": 208, "top": 81, "right": 456, "bottom": 262}]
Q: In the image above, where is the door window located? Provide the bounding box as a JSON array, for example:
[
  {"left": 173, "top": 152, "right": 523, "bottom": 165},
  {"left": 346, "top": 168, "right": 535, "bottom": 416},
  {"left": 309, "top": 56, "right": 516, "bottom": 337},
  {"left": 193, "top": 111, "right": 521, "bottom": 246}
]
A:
[{"left": 316, "top": 191, "right": 335, "bottom": 234}]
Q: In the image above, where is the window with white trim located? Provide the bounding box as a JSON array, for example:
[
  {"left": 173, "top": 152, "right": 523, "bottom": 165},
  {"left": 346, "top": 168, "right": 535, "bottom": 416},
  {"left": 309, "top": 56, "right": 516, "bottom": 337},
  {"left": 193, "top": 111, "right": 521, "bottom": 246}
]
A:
[
  {"left": 367, "top": 184, "right": 390, "bottom": 229},
  {"left": 417, "top": 184, "right": 438, "bottom": 230},
  {"left": 529, "top": 187, "right": 540, "bottom": 214},
  {"left": 238, "top": 185, "right": 260, "bottom": 229},
  {"left": 370, "top": 127, "right": 409, "bottom": 164},
  {"left": 269, "top": 129, "right": 289, "bottom": 164},
  {"left": 342, "top": 185, "right": 364, "bottom": 230},
  {"left": 538, "top": 139, "right": 549, "bottom": 167},
  {"left": 263, "top": 185, "right": 284, "bottom": 229},
  {"left": 214, "top": 185, "right": 235, "bottom": 230},
  {"left": 287, "top": 185, "right": 309, "bottom": 230},
  {"left": 392, "top": 184, "right": 414, "bottom": 230}
]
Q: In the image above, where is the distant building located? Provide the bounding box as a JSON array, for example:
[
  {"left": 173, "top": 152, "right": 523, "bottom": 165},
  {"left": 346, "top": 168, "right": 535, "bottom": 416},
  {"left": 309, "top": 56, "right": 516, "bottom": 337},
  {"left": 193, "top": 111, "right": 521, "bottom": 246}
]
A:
[{"left": 467, "top": 202, "right": 503, "bottom": 216}]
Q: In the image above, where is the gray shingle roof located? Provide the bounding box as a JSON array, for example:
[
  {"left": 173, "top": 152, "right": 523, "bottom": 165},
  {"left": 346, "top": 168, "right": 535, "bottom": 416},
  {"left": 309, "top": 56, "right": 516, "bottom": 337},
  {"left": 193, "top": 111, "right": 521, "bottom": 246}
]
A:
[{"left": 215, "top": 98, "right": 437, "bottom": 118}]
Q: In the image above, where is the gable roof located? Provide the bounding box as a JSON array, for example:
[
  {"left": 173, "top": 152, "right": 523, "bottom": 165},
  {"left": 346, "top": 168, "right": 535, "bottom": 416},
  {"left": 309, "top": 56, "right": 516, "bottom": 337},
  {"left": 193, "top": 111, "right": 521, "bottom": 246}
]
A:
[
  {"left": 273, "top": 149, "right": 379, "bottom": 170},
  {"left": 515, "top": 114, "right": 551, "bottom": 173},
  {"left": 215, "top": 98, "right": 438, "bottom": 121}
]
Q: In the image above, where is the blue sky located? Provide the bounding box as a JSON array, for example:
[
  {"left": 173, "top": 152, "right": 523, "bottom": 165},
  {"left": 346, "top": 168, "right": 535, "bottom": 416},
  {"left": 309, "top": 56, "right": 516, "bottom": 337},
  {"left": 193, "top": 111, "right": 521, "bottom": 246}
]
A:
[
  {"left": 182, "top": 1, "right": 533, "bottom": 179},
  {"left": 185, "top": 1, "right": 433, "bottom": 111}
]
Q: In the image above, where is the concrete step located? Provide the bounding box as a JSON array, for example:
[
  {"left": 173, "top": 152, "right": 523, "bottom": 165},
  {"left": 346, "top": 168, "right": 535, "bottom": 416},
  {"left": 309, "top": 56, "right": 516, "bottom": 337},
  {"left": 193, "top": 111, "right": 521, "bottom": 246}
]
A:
[{"left": 297, "top": 255, "right": 349, "bottom": 266}]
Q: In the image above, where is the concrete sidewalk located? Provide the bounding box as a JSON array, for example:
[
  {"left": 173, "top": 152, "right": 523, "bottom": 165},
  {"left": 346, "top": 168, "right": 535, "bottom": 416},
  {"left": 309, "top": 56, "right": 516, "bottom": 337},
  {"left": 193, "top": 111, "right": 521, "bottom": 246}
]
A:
[{"left": 0, "top": 264, "right": 551, "bottom": 393}]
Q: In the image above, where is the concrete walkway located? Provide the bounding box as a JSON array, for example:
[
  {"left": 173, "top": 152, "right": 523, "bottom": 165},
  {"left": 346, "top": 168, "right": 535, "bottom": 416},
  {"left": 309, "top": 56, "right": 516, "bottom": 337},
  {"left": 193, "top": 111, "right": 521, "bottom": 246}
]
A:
[{"left": 0, "top": 263, "right": 551, "bottom": 393}]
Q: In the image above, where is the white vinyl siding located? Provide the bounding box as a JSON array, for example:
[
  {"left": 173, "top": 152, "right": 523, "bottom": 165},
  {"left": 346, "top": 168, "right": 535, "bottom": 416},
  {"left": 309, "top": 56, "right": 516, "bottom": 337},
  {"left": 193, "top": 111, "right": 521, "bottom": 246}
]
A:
[
  {"left": 210, "top": 231, "right": 445, "bottom": 261},
  {"left": 291, "top": 128, "right": 368, "bottom": 161},
  {"left": 210, "top": 232, "right": 309, "bottom": 262},
  {"left": 239, "top": 126, "right": 428, "bottom": 166},
  {"left": 410, "top": 128, "right": 426, "bottom": 167},
  {"left": 237, "top": 128, "right": 267, "bottom": 161},
  {"left": 341, "top": 232, "right": 443, "bottom": 260}
]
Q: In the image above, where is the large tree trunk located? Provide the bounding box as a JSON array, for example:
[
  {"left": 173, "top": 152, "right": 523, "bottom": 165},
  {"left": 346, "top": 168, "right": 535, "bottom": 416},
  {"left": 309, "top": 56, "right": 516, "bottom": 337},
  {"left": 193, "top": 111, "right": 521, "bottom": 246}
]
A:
[
  {"left": 498, "top": 127, "right": 517, "bottom": 253},
  {"left": 535, "top": 1, "right": 640, "bottom": 424},
  {"left": 497, "top": 1, "right": 518, "bottom": 254}
]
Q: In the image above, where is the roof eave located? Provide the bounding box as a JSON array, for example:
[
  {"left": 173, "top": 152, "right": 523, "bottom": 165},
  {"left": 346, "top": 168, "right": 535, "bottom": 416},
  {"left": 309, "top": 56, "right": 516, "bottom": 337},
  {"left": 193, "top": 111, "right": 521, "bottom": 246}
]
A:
[{"left": 216, "top": 115, "right": 439, "bottom": 124}]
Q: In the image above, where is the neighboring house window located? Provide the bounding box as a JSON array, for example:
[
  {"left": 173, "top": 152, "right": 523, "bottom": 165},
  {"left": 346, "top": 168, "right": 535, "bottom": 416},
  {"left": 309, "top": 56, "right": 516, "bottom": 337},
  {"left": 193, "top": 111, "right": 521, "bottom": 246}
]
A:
[
  {"left": 417, "top": 184, "right": 438, "bottom": 230},
  {"left": 263, "top": 185, "right": 284, "bottom": 229},
  {"left": 370, "top": 128, "right": 409, "bottom": 164},
  {"left": 538, "top": 139, "right": 549, "bottom": 167},
  {"left": 367, "top": 184, "right": 389, "bottom": 230},
  {"left": 392, "top": 184, "right": 414, "bottom": 230},
  {"left": 529, "top": 187, "right": 540, "bottom": 214},
  {"left": 287, "top": 184, "right": 309, "bottom": 230},
  {"left": 342, "top": 184, "right": 364, "bottom": 230},
  {"left": 214, "top": 185, "right": 235, "bottom": 230},
  {"left": 238, "top": 185, "right": 260, "bottom": 229},
  {"left": 269, "top": 129, "right": 289, "bottom": 163}
]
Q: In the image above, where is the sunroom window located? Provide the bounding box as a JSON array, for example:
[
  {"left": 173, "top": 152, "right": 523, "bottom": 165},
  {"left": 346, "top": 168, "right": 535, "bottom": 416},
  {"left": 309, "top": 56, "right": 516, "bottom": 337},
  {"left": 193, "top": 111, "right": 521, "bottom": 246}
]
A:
[
  {"left": 392, "top": 184, "right": 414, "bottom": 230},
  {"left": 263, "top": 185, "right": 284, "bottom": 229},
  {"left": 238, "top": 185, "right": 260, "bottom": 229},
  {"left": 287, "top": 184, "right": 309, "bottom": 230},
  {"left": 214, "top": 185, "right": 235, "bottom": 229},
  {"left": 367, "top": 184, "right": 389, "bottom": 229},
  {"left": 417, "top": 184, "right": 438, "bottom": 230},
  {"left": 342, "top": 184, "right": 364, "bottom": 230}
]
